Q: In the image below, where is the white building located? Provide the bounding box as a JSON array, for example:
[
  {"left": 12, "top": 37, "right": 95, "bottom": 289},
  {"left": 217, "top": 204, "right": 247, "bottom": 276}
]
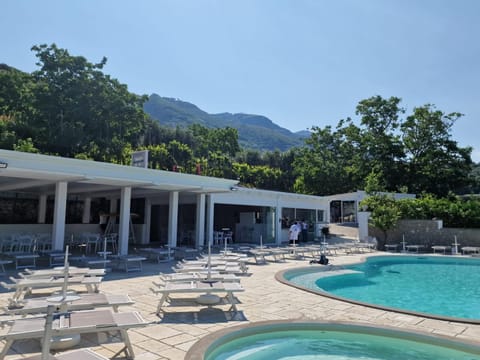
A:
[{"left": 0, "top": 150, "right": 410, "bottom": 254}]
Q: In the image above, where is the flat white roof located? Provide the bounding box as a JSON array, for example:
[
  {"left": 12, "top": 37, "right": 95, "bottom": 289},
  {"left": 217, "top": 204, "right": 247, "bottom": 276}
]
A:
[{"left": 0, "top": 150, "right": 238, "bottom": 196}]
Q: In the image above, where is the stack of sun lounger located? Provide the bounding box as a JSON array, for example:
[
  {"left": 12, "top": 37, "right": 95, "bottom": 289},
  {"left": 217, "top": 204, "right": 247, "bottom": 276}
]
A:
[
  {"left": 2, "top": 266, "right": 103, "bottom": 298},
  {"left": 151, "top": 278, "right": 244, "bottom": 314},
  {"left": 173, "top": 258, "right": 244, "bottom": 275},
  {"left": 153, "top": 252, "right": 246, "bottom": 314},
  {"left": 1, "top": 274, "right": 103, "bottom": 306},
  {"left": 0, "top": 308, "right": 149, "bottom": 358},
  {"left": 5, "top": 292, "right": 134, "bottom": 316}
]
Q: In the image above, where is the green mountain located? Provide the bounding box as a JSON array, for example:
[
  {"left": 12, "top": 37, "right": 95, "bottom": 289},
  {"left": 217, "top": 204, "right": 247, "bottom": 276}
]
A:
[{"left": 144, "top": 94, "right": 308, "bottom": 151}]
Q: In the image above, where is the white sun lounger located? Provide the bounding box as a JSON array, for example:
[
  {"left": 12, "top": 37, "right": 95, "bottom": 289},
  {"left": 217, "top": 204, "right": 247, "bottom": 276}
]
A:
[
  {"left": 431, "top": 245, "right": 451, "bottom": 254},
  {"left": 109, "top": 255, "right": 146, "bottom": 272},
  {"left": 266, "top": 248, "right": 291, "bottom": 262},
  {"left": 249, "top": 247, "right": 290, "bottom": 263},
  {"left": 180, "top": 259, "right": 231, "bottom": 266},
  {"left": 22, "top": 348, "right": 109, "bottom": 360},
  {"left": 21, "top": 267, "right": 105, "bottom": 279},
  {"left": 384, "top": 244, "right": 400, "bottom": 252},
  {"left": 157, "top": 272, "right": 241, "bottom": 284},
  {"left": 6, "top": 292, "right": 134, "bottom": 316},
  {"left": 0, "top": 308, "right": 148, "bottom": 359},
  {"left": 135, "top": 247, "right": 174, "bottom": 263},
  {"left": 289, "top": 245, "right": 310, "bottom": 259},
  {"left": 183, "top": 257, "right": 249, "bottom": 273},
  {"left": 1, "top": 275, "right": 103, "bottom": 305},
  {"left": 249, "top": 249, "right": 271, "bottom": 264},
  {"left": 461, "top": 246, "right": 480, "bottom": 255},
  {"left": 173, "top": 263, "right": 243, "bottom": 274},
  {"left": 406, "top": 244, "right": 425, "bottom": 253},
  {"left": 198, "top": 253, "right": 249, "bottom": 264},
  {"left": 151, "top": 280, "right": 244, "bottom": 314}
]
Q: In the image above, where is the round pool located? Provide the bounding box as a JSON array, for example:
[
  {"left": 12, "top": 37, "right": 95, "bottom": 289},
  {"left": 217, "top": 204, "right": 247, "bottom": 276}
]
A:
[
  {"left": 185, "top": 321, "right": 480, "bottom": 360},
  {"left": 278, "top": 255, "right": 480, "bottom": 323}
]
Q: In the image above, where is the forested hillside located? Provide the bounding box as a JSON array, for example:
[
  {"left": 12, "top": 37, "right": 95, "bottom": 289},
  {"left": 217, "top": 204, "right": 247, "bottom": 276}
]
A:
[
  {"left": 0, "top": 44, "right": 477, "bottom": 197},
  {"left": 144, "top": 94, "right": 306, "bottom": 151}
]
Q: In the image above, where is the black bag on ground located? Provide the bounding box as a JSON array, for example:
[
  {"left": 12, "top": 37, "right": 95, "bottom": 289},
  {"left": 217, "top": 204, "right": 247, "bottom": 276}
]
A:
[{"left": 310, "top": 254, "right": 329, "bottom": 265}]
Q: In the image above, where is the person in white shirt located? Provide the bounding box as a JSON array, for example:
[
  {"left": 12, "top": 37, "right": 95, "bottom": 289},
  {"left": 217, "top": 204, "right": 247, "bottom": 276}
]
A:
[{"left": 289, "top": 221, "right": 300, "bottom": 245}]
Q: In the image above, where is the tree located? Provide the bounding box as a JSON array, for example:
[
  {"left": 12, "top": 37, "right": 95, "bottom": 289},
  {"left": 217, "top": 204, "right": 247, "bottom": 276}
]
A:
[
  {"left": 206, "top": 150, "right": 234, "bottom": 179},
  {"left": 189, "top": 124, "right": 240, "bottom": 158},
  {"left": 354, "top": 96, "right": 406, "bottom": 191},
  {"left": 167, "top": 140, "right": 193, "bottom": 172},
  {"left": 0, "top": 64, "right": 37, "bottom": 149},
  {"left": 361, "top": 194, "right": 401, "bottom": 250},
  {"left": 27, "top": 44, "right": 149, "bottom": 162},
  {"left": 401, "top": 105, "right": 473, "bottom": 196},
  {"left": 13, "top": 138, "right": 39, "bottom": 153},
  {"left": 141, "top": 144, "right": 170, "bottom": 170},
  {"left": 233, "top": 163, "right": 283, "bottom": 190},
  {"left": 364, "top": 169, "right": 386, "bottom": 195},
  {"left": 293, "top": 126, "right": 352, "bottom": 195}
]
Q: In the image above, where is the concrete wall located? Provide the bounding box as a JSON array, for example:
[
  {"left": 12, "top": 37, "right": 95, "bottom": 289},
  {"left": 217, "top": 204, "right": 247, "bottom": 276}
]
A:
[{"left": 369, "top": 219, "right": 480, "bottom": 247}]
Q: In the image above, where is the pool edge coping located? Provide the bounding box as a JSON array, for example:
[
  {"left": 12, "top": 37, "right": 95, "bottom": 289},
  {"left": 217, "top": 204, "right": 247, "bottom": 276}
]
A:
[{"left": 184, "top": 319, "right": 480, "bottom": 360}]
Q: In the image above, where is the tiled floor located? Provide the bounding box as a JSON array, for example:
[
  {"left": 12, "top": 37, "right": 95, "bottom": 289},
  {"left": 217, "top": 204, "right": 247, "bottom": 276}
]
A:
[{"left": 1, "top": 251, "right": 479, "bottom": 359}]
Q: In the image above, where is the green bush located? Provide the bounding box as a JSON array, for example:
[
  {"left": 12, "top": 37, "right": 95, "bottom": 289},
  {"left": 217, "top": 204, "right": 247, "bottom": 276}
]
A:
[{"left": 396, "top": 195, "right": 480, "bottom": 228}]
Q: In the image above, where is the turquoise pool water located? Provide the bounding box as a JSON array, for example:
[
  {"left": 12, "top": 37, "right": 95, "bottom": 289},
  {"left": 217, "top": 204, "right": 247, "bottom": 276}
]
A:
[
  {"left": 285, "top": 256, "right": 480, "bottom": 320},
  {"left": 204, "top": 323, "right": 480, "bottom": 360}
]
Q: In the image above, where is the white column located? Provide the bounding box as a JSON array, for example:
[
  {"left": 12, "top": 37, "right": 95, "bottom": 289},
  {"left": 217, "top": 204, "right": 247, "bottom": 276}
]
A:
[
  {"left": 143, "top": 198, "right": 151, "bottom": 245},
  {"left": 275, "top": 204, "right": 282, "bottom": 245},
  {"left": 109, "top": 198, "right": 118, "bottom": 214},
  {"left": 117, "top": 188, "right": 131, "bottom": 255},
  {"left": 37, "top": 194, "right": 47, "bottom": 224},
  {"left": 205, "top": 195, "right": 214, "bottom": 246},
  {"left": 52, "top": 182, "right": 68, "bottom": 251},
  {"left": 82, "top": 197, "right": 91, "bottom": 224},
  {"left": 358, "top": 211, "right": 371, "bottom": 241},
  {"left": 168, "top": 191, "right": 179, "bottom": 248},
  {"left": 195, "top": 193, "right": 206, "bottom": 249},
  {"left": 118, "top": 187, "right": 132, "bottom": 255}
]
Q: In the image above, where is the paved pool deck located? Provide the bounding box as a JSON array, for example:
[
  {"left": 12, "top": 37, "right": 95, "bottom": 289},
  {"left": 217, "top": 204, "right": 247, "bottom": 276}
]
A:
[{"left": 1, "top": 251, "right": 479, "bottom": 359}]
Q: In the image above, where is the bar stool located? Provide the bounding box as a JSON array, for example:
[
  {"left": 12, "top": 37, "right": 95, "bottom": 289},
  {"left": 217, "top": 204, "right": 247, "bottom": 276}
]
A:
[
  {"left": 213, "top": 231, "right": 224, "bottom": 245},
  {"left": 105, "top": 233, "right": 118, "bottom": 253},
  {"left": 222, "top": 228, "right": 233, "bottom": 244}
]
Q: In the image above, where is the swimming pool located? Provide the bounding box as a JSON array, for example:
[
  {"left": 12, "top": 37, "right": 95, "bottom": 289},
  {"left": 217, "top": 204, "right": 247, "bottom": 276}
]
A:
[
  {"left": 185, "top": 321, "right": 480, "bottom": 360},
  {"left": 280, "top": 255, "right": 480, "bottom": 322}
]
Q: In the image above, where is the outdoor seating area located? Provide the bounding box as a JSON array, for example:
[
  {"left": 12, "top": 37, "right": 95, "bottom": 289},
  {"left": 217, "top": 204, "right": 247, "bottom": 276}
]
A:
[
  {"left": 1, "top": 239, "right": 480, "bottom": 358},
  {"left": 0, "top": 232, "right": 126, "bottom": 273},
  {"left": 0, "top": 254, "right": 148, "bottom": 359}
]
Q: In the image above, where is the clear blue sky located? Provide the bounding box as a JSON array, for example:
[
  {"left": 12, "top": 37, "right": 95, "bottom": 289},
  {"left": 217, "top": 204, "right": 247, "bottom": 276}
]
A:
[{"left": 3, "top": 0, "right": 479, "bottom": 161}]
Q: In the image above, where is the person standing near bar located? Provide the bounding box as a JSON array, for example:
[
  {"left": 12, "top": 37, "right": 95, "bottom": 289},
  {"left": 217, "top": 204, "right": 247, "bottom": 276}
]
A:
[{"left": 301, "top": 219, "right": 309, "bottom": 242}]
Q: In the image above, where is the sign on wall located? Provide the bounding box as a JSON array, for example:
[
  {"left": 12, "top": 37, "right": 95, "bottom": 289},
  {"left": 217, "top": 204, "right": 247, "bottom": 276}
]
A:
[{"left": 131, "top": 150, "right": 149, "bottom": 168}]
